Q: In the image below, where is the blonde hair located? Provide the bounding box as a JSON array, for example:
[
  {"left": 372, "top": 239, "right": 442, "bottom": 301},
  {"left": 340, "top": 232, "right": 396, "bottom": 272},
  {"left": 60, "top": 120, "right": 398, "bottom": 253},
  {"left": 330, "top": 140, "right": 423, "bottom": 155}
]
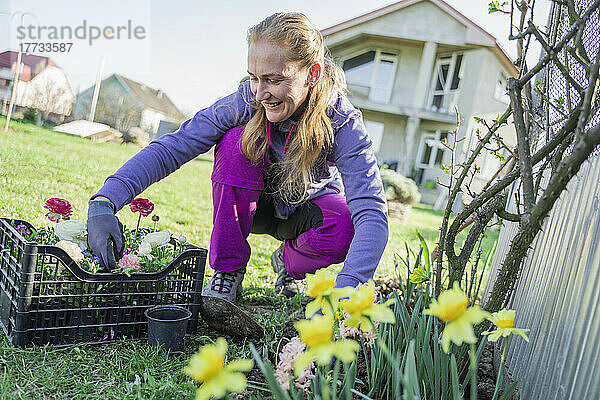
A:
[{"left": 242, "top": 12, "right": 347, "bottom": 204}]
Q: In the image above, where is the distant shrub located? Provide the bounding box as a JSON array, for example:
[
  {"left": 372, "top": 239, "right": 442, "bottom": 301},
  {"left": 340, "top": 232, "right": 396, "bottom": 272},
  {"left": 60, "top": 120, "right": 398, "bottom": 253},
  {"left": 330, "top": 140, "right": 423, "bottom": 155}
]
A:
[
  {"left": 23, "top": 108, "right": 37, "bottom": 122},
  {"left": 380, "top": 168, "right": 421, "bottom": 205},
  {"left": 123, "top": 127, "right": 149, "bottom": 146},
  {"left": 22, "top": 108, "right": 42, "bottom": 125}
]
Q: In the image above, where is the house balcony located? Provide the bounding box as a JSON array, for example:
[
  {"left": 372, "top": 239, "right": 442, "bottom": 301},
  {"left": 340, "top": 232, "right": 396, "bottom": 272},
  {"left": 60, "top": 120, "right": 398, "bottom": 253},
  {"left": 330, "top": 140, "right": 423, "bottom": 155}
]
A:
[{"left": 347, "top": 85, "right": 457, "bottom": 124}]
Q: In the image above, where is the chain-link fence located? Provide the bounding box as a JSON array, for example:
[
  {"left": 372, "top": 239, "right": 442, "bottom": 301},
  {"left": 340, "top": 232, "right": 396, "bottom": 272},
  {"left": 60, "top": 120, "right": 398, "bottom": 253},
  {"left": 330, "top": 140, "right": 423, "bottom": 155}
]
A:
[{"left": 548, "top": 0, "right": 599, "bottom": 155}]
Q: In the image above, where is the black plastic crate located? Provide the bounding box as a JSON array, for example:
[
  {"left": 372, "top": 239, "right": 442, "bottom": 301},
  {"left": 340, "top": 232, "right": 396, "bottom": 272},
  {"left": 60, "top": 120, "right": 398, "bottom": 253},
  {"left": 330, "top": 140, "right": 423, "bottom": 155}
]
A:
[{"left": 0, "top": 217, "right": 207, "bottom": 347}]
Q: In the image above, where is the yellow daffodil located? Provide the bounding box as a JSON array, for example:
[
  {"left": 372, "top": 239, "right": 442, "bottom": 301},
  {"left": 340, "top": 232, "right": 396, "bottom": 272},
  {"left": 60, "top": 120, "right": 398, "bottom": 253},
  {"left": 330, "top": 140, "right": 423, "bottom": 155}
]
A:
[
  {"left": 294, "top": 315, "right": 359, "bottom": 376},
  {"left": 304, "top": 269, "right": 354, "bottom": 318},
  {"left": 482, "top": 309, "right": 530, "bottom": 342},
  {"left": 409, "top": 266, "right": 429, "bottom": 284},
  {"left": 424, "top": 282, "right": 490, "bottom": 353},
  {"left": 341, "top": 281, "right": 395, "bottom": 332},
  {"left": 185, "top": 337, "right": 254, "bottom": 400}
]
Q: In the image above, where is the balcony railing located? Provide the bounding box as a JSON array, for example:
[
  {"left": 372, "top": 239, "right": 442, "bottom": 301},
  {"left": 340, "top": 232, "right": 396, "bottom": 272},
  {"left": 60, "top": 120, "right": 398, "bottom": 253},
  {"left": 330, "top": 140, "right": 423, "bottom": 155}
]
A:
[{"left": 428, "top": 90, "right": 459, "bottom": 114}]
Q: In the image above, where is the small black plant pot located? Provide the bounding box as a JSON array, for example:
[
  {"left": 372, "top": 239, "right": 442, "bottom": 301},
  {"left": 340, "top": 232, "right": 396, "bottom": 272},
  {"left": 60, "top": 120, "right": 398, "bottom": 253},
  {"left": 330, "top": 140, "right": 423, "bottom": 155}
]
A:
[{"left": 145, "top": 305, "right": 192, "bottom": 352}]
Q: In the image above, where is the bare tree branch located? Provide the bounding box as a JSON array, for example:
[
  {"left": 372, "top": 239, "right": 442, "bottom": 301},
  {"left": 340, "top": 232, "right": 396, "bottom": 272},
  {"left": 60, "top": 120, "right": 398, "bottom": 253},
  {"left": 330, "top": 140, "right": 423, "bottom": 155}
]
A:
[
  {"left": 447, "top": 109, "right": 581, "bottom": 260},
  {"left": 508, "top": 77, "right": 536, "bottom": 218},
  {"left": 447, "top": 194, "right": 504, "bottom": 285},
  {"left": 485, "top": 121, "right": 600, "bottom": 312},
  {"left": 434, "top": 107, "right": 462, "bottom": 295},
  {"left": 496, "top": 207, "right": 522, "bottom": 222},
  {"left": 434, "top": 108, "right": 512, "bottom": 295}
]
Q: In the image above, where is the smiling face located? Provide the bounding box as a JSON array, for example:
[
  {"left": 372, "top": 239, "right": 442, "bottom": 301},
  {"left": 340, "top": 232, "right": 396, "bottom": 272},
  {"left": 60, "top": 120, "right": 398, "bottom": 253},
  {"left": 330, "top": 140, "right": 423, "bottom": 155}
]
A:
[{"left": 247, "top": 40, "right": 311, "bottom": 123}]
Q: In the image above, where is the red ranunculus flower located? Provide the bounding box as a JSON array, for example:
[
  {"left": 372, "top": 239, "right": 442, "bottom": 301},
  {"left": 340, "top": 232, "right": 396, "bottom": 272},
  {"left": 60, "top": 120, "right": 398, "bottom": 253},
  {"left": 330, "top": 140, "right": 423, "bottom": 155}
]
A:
[
  {"left": 44, "top": 198, "right": 72, "bottom": 222},
  {"left": 129, "top": 198, "right": 154, "bottom": 217}
]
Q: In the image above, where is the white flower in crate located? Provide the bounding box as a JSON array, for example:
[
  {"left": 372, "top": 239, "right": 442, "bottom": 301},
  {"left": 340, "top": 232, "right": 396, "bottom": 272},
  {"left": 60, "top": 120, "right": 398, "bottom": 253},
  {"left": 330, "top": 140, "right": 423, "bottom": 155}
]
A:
[
  {"left": 140, "top": 230, "right": 171, "bottom": 252},
  {"left": 138, "top": 242, "right": 152, "bottom": 256},
  {"left": 55, "top": 220, "right": 88, "bottom": 250},
  {"left": 56, "top": 240, "right": 84, "bottom": 263}
]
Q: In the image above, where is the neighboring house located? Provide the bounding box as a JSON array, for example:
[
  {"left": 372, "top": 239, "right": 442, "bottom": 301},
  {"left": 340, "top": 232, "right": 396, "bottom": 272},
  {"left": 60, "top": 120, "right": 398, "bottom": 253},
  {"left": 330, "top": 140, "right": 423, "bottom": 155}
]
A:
[
  {"left": 0, "top": 51, "right": 74, "bottom": 122},
  {"left": 322, "top": 0, "right": 517, "bottom": 204},
  {"left": 72, "top": 73, "right": 185, "bottom": 139}
]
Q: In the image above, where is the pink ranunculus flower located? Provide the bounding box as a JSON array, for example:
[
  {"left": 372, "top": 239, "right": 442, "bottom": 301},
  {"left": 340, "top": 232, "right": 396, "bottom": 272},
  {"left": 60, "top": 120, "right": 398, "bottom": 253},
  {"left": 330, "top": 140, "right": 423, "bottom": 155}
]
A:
[
  {"left": 129, "top": 198, "right": 154, "bottom": 217},
  {"left": 118, "top": 254, "right": 142, "bottom": 270},
  {"left": 44, "top": 198, "right": 72, "bottom": 222}
]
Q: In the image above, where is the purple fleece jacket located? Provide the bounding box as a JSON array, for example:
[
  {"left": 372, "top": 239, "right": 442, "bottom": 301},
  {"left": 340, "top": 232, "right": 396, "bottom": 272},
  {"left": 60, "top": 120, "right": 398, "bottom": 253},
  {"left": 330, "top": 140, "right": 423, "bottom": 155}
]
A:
[{"left": 93, "top": 81, "right": 389, "bottom": 288}]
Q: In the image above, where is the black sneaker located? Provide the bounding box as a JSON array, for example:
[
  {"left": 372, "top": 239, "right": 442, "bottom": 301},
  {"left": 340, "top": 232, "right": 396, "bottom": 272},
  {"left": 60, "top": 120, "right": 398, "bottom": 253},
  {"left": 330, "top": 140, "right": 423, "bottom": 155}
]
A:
[
  {"left": 271, "top": 244, "right": 302, "bottom": 298},
  {"left": 201, "top": 268, "right": 246, "bottom": 302}
]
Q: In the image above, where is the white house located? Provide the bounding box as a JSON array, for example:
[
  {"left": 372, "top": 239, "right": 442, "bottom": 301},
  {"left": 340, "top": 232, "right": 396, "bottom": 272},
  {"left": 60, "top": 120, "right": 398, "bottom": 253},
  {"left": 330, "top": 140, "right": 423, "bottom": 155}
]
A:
[
  {"left": 0, "top": 51, "right": 74, "bottom": 121},
  {"left": 322, "top": 0, "right": 517, "bottom": 204}
]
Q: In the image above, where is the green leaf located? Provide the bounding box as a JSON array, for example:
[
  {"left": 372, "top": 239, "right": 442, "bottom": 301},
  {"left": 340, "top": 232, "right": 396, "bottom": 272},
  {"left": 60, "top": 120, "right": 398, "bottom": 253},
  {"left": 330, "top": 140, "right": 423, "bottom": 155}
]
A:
[
  {"left": 402, "top": 341, "right": 421, "bottom": 399},
  {"left": 415, "top": 230, "right": 430, "bottom": 274},
  {"left": 249, "top": 344, "right": 291, "bottom": 400},
  {"left": 341, "top": 362, "right": 356, "bottom": 400},
  {"left": 450, "top": 355, "right": 462, "bottom": 400},
  {"left": 498, "top": 381, "right": 519, "bottom": 400}
]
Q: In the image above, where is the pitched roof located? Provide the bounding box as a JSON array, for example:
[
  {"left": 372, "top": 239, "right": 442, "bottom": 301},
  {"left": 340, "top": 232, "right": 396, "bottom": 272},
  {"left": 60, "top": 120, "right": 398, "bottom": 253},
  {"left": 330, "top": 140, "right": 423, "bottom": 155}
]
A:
[
  {"left": 115, "top": 74, "right": 185, "bottom": 121},
  {"left": 321, "top": 0, "right": 517, "bottom": 75},
  {"left": 0, "top": 51, "right": 59, "bottom": 82}
]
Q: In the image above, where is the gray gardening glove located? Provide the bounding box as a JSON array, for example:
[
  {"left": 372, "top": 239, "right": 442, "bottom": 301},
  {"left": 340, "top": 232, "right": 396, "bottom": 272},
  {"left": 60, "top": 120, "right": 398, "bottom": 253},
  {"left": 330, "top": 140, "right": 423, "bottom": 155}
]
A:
[{"left": 87, "top": 199, "right": 124, "bottom": 271}]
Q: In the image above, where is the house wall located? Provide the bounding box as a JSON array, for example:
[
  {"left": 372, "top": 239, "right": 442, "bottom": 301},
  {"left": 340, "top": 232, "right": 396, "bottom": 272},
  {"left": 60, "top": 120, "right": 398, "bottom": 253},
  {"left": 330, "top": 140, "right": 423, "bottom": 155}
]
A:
[
  {"left": 140, "top": 108, "right": 174, "bottom": 135},
  {"left": 362, "top": 110, "right": 407, "bottom": 164},
  {"left": 17, "top": 67, "right": 74, "bottom": 116},
  {"left": 391, "top": 44, "right": 423, "bottom": 109}
]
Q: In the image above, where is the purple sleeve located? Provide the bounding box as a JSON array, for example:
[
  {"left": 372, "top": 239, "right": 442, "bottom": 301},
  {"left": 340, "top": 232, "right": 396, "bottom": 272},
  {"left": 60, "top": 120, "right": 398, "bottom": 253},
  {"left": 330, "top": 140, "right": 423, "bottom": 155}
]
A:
[
  {"left": 93, "top": 82, "right": 255, "bottom": 211},
  {"left": 333, "top": 112, "right": 389, "bottom": 288}
]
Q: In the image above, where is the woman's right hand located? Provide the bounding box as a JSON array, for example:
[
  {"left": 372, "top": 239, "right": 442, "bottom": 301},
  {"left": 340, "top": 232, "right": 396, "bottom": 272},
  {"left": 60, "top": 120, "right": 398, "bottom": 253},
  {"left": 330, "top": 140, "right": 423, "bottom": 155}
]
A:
[{"left": 87, "top": 199, "right": 124, "bottom": 271}]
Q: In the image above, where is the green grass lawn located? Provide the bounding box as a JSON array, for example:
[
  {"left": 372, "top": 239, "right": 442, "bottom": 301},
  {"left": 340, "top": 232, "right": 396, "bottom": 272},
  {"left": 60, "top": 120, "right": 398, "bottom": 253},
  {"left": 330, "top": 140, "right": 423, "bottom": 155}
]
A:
[{"left": 0, "top": 116, "right": 498, "bottom": 399}]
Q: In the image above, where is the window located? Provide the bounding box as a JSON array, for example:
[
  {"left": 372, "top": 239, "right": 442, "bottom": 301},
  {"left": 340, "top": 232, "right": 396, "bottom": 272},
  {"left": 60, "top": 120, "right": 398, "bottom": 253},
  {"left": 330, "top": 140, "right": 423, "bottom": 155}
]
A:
[
  {"left": 416, "top": 130, "right": 449, "bottom": 169},
  {"left": 343, "top": 50, "right": 398, "bottom": 104},
  {"left": 494, "top": 73, "right": 510, "bottom": 103},
  {"left": 0, "top": 78, "right": 10, "bottom": 87},
  {"left": 364, "top": 120, "right": 384, "bottom": 153},
  {"left": 429, "top": 53, "right": 463, "bottom": 112}
]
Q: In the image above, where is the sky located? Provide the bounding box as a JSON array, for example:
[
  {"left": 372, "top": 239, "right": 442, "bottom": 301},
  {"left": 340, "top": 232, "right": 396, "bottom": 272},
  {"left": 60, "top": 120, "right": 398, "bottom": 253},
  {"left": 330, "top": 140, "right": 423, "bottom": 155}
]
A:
[{"left": 0, "top": 0, "right": 553, "bottom": 116}]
